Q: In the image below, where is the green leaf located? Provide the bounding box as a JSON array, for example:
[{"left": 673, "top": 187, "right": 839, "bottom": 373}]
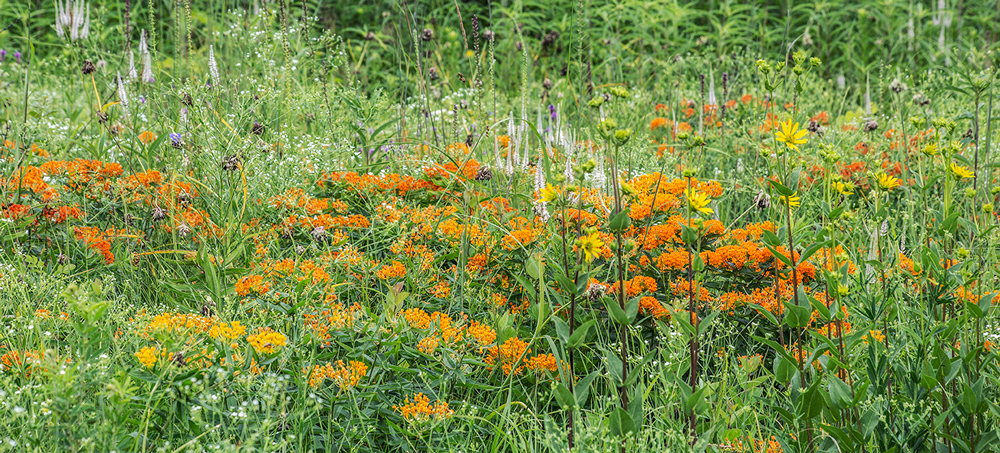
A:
[
  {"left": 555, "top": 273, "right": 578, "bottom": 295},
  {"left": 568, "top": 320, "right": 596, "bottom": 349},
  {"left": 554, "top": 382, "right": 575, "bottom": 410},
  {"left": 628, "top": 385, "right": 643, "bottom": 430},
  {"left": 773, "top": 355, "right": 796, "bottom": 383},
  {"left": 605, "top": 297, "right": 630, "bottom": 325},
  {"left": 697, "top": 310, "right": 718, "bottom": 336},
  {"left": 604, "top": 348, "right": 624, "bottom": 387},
  {"left": 553, "top": 317, "right": 570, "bottom": 344},
  {"left": 768, "top": 179, "right": 794, "bottom": 196},
  {"left": 808, "top": 291, "right": 831, "bottom": 322},
  {"left": 680, "top": 224, "right": 698, "bottom": 245},
  {"left": 748, "top": 303, "right": 779, "bottom": 325},
  {"left": 801, "top": 378, "right": 827, "bottom": 419},
  {"left": 625, "top": 296, "right": 640, "bottom": 323},
  {"left": 608, "top": 209, "right": 632, "bottom": 232},
  {"left": 827, "top": 375, "right": 853, "bottom": 410},
  {"left": 609, "top": 408, "right": 636, "bottom": 437},
  {"left": 798, "top": 240, "right": 828, "bottom": 265},
  {"left": 765, "top": 244, "right": 793, "bottom": 268},
  {"left": 784, "top": 300, "right": 812, "bottom": 328},
  {"left": 575, "top": 371, "right": 599, "bottom": 406},
  {"left": 525, "top": 254, "right": 544, "bottom": 280},
  {"left": 939, "top": 212, "right": 961, "bottom": 234},
  {"left": 966, "top": 301, "right": 984, "bottom": 318},
  {"left": 979, "top": 292, "right": 995, "bottom": 312}
]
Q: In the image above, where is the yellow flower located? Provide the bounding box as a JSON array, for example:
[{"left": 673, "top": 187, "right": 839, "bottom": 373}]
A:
[
  {"left": 578, "top": 232, "right": 604, "bottom": 263},
  {"left": 832, "top": 181, "right": 854, "bottom": 196},
  {"left": 950, "top": 162, "right": 973, "bottom": 179},
  {"left": 779, "top": 192, "right": 801, "bottom": 208},
  {"left": 209, "top": 321, "right": 246, "bottom": 341},
  {"left": 135, "top": 347, "right": 159, "bottom": 368},
  {"left": 539, "top": 184, "right": 559, "bottom": 203},
  {"left": 876, "top": 172, "right": 902, "bottom": 191},
  {"left": 775, "top": 119, "right": 808, "bottom": 150},
  {"left": 246, "top": 328, "right": 288, "bottom": 354},
  {"left": 685, "top": 188, "right": 713, "bottom": 215}
]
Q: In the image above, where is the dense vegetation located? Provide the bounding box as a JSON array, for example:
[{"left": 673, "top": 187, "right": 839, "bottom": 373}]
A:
[{"left": 0, "top": 0, "right": 999, "bottom": 452}]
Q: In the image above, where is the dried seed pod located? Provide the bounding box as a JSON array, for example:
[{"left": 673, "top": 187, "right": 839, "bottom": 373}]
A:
[
  {"left": 475, "top": 166, "right": 493, "bottom": 181},
  {"left": 222, "top": 154, "right": 240, "bottom": 172}
]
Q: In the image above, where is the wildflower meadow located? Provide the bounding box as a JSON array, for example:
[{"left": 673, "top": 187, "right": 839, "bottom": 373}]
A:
[{"left": 1, "top": 0, "right": 999, "bottom": 451}]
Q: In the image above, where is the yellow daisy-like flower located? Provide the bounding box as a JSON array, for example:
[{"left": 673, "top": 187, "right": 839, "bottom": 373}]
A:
[
  {"left": 876, "top": 172, "right": 902, "bottom": 191},
  {"left": 685, "top": 188, "right": 713, "bottom": 215},
  {"left": 832, "top": 181, "right": 854, "bottom": 196},
  {"left": 539, "top": 184, "right": 559, "bottom": 203},
  {"left": 950, "top": 162, "right": 973, "bottom": 179},
  {"left": 578, "top": 232, "right": 605, "bottom": 263},
  {"left": 775, "top": 119, "right": 808, "bottom": 150},
  {"left": 779, "top": 192, "right": 801, "bottom": 208}
]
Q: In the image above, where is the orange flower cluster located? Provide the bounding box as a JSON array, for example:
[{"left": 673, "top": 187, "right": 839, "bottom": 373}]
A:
[
  {"left": 235, "top": 275, "right": 271, "bottom": 296},
  {"left": 394, "top": 393, "right": 453, "bottom": 422},
  {"left": 467, "top": 321, "right": 497, "bottom": 349},
  {"left": 484, "top": 337, "right": 557, "bottom": 376},
  {"left": 423, "top": 157, "right": 481, "bottom": 182},
  {"left": 609, "top": 275, "right": 658, "bottom": 298},
  {"left": 402, "top": 308, "right": 466, "bottom": 346},
  {"left": 722, "top": 436, "right": 784, "bottom": 453},
  {"left": 1, "top": 349, "right": 44, "bottom": 376},
  {"left": 317, "top": 171, "right": 439, "bottom": 197},
  {"left": 304, "top": 303, "right": 363, "bottom": 347},
  {"left": 417, "top": 336, "right": 440, "bottom": 354},
  {"left": 376, "top": 261, "right": 406, "bottom": 280},
  {"left": 638, "top": 296, "right": 670, "bottom": 319},
  {"left": 428, "top": 280, "right": 451, "bottom": 298},
  {"left": 307, "top": 360, "right": 368, "bottom": 389},
  {"left": 268, "top": 188, "right": 334, "bottom": 215}
]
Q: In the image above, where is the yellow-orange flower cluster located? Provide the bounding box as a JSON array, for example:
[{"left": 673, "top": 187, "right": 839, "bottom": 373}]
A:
[{"left": 394, "top": 393, "right": 454, "bottom": 422}]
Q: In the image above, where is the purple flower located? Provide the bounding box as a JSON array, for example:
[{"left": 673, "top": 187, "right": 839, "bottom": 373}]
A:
[
  {"left": 548, "top": 104, "right": 557, "bottom": 121},
  {"left": 138, "top": 95, "right": 146, "bottom": 104},
  {"left": 169, "top": 132, "right": 182, "bottom": 146},
  {"left": 0, "top": 50, "right": 6, "bottom": 62},
  {"left": 14, "top": 51, "right": 20, "bottom": 63}
]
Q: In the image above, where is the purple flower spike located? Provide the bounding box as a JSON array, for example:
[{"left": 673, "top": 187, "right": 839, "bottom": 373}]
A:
[
  {"left": 548, "top": 104, "right": 557, "bottom": 120},
  {"left": 0, "top": 50, "right": 6, "bottom": 62},
  {"left": 14, "top": 51, "right": 21, "bottom": 63},
  {"left": 169, "top": 132, "right": 182, "bottom": 147}
]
